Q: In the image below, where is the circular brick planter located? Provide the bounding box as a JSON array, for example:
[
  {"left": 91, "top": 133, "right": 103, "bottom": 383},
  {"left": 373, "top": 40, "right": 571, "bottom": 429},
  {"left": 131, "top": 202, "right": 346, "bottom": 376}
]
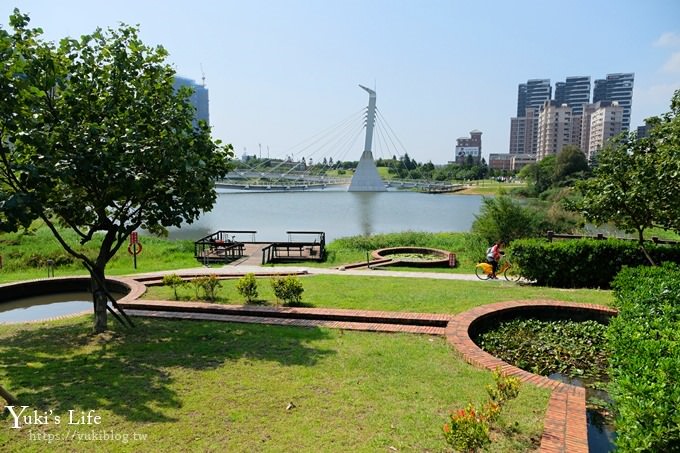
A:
[
  {"left": 371, "top": 246, "right": 454, "bottom": 267},
  {"left": 446, "top": 300, "right": 617, "bottom": 453}
]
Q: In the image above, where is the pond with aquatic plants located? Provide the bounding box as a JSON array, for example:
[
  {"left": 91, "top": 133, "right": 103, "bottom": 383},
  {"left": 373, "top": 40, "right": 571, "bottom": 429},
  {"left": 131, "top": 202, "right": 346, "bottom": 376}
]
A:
[{"left": 475, "top": 317, "right": 616, "bottom": 451}]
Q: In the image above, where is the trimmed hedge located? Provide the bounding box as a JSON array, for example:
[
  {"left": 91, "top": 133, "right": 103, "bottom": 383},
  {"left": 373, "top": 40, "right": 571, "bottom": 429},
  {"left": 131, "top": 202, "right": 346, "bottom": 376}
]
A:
[
  {"left": 509, "top": 238, "right": 680, "bottom": 288},
  {"left": 608, "top": 264, "right": 680, "bottom": 451}
]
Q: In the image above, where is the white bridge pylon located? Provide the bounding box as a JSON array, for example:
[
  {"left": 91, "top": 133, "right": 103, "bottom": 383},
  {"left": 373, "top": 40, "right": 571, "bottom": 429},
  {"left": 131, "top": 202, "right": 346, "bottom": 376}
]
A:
[{"left": 348, "top": 85, "right": 387, "bottom": 192}]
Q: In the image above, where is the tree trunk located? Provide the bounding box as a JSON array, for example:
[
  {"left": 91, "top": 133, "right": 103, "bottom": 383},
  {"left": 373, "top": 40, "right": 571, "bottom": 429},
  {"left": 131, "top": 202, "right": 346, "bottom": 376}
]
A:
[
  {"left": 91, "top": 267, "right": 108, "bottom": 333},
  {"left": 638, "top": 229, "right": 656, "bottom": 266},
  {"left": 0, "top": 383, "right": 18, "bottom": 405}
]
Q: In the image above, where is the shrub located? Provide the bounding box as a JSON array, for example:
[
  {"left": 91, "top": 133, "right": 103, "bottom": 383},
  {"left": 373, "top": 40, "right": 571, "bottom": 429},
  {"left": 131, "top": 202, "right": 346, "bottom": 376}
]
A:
[
  {"left": 443, "top": 367, "right": 520, "bottom": 451},
  {"left": 236, "top": 273, "right": 259, "bottom": 304},
  {"left": 162, "top": 273, "right": 185, "bottom": 300},
  {"left": 192, "top": 275, "right": 221, "bottom": 302},
  {"left": 270, "top": 275, "right": 304, "bottom": 306},
  {"left": 607, "top": 264, "right": 680, "bottom": 451},
  {"left": 443, "top": 404, "right": 490, "bottom": 452},
  {"left": 509, "top": 238, "right": 680, "bottom": 288}
]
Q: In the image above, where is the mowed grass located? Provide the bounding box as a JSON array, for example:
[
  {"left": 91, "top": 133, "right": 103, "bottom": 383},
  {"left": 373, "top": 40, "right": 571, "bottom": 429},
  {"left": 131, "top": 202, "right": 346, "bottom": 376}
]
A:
[
  {"left": 144, "top": 274, "right": 614, "bottom": 312},
  {"left": 0, "top": 225, "right": 198, "bottom": 284},
  {"left": 0, "top": 316, "right": 549, "bottom": 452}
]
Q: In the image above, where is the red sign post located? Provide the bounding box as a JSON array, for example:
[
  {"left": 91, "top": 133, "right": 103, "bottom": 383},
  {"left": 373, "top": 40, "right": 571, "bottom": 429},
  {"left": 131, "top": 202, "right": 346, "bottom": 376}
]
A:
[{"left": 128, "top": 232, "right": 142, "bottom": 269}]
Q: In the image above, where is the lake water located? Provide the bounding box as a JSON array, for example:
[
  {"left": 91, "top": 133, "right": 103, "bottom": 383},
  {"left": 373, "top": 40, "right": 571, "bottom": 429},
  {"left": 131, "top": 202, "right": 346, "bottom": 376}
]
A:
[
  {"left": 0, "top": 292, "right": 92, "bottom": 324},
  {"left": 168, "top": 190, "right": 484, "bottom": 242}
]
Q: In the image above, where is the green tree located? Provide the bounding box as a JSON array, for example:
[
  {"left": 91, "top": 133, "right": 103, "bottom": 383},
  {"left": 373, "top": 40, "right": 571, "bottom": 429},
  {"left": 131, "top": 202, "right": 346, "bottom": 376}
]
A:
[
  {"left": 518, "top": 155, "right": 556, "bottom": 195},
  {"left": 571, "top": 87, "right": 680, "bottom": 264},
  {"left": 571, "top": 133, "right": 661, "bottom": 264},
  {"left": 471, "top": 196, "right": 538, "bottom": 244},
  {"left": 0, "top": 11, "right": 233, "bottom": 332},
  {"left": 553, "top": 145, "right": 589, "bottom": 185},
  {"left": 645, "top": 88, "right": 680, "bottom": 233},
  {"left": 236, "top": 273, "right": 259, "bottom": 304}
]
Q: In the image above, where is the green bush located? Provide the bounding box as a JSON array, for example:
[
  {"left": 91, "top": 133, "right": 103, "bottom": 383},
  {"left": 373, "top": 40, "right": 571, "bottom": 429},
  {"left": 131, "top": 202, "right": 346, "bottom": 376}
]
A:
[
  {"left": 162, "top": 273, "right": 185, "bottom": 300},
  {"left": 236, "top": 273, "right": 259, "bottom": 304},
  {"left": 192, "top": 275, "right": 222, "bottom": 302},
  {"left": 270, "top": 275, "right": 304, "bottom": 306},
  {"left": 472, "top": 196, "right": 539, "bottom": 244},
  {"left": 608, "top": 264, "right": 680, "bottom": 451},
  {"left": 509, "top": 238, "right": 680, "bottom": 288}
]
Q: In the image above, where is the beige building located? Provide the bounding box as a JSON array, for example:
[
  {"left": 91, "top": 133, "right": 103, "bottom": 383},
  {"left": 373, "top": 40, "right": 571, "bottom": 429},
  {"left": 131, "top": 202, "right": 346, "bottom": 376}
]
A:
[
  {"left": 581, "top": 101, "right": 624, "bottom": 161},
  {"left": 511, "top": 153, "right": 537, "bottom": 171},
  {"left": 537, "top": 101, "right": 573, "bottom": 160}
]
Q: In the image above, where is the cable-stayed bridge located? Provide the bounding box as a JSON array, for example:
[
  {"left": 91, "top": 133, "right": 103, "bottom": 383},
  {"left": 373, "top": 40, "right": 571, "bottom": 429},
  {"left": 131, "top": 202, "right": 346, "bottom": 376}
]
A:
[{"left": 218, "top": 85, "right": 462, "bottom": 193}]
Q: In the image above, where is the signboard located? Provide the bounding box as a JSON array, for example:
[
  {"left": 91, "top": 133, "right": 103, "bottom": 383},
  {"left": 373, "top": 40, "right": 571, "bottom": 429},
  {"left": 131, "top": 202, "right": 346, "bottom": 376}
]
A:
[
  {"left": 130, "top": 231, "right": 138, "bottom": 245},
  {"left": 455, "top": 146, "right": 480, "bottom": 157}
]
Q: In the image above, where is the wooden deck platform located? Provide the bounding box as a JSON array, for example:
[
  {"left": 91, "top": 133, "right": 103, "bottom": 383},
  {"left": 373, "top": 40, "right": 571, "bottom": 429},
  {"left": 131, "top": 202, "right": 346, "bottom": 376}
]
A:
[{"left": 194, "top": 230, "right": 326, "bottom": 265}]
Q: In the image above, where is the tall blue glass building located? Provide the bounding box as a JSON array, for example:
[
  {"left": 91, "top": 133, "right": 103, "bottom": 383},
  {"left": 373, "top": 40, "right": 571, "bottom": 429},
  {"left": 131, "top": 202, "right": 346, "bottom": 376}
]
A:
[{"left": 173, "top": 76, "right": 210, "bottom": 126}]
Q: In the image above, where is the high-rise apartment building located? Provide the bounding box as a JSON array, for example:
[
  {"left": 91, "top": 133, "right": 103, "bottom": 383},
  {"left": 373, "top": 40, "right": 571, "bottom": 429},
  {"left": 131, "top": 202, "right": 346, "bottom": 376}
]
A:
[
  {"left": 581, "top": 101, "right": 624, "bottom": 161},
  {"left": 593, "top": 73, "right": 634, "bottom": 131},
  {"left": 509, "top": 73, "right": 633, "bottom": 161},
  {"left": 173, "top": 76, "right": 210, "bottom": 126},
  {"left": 516, "top": 79, "right": 552, "bottom": 117},
  {"left": 537, "top": 101, "right": 573, "bottom": 160},
  {"left": 509, "top": 107, "right": 539, "bottom": 154},
  {"left": 554, "top": 76, "right": 591, "bottom": 116},
  {"left": 511, "top": 80, "right": 551, "bottom": 158}
]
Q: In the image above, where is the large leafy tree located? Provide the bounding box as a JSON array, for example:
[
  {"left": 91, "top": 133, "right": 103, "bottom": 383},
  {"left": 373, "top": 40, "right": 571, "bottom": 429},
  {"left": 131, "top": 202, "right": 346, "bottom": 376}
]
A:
[
  {"left": 0, "top": 11, "right": 233, "bottom": 332},
  {"left": 518, "top": 155, "right": 556, "bottom": 195},
  {"left": 645, "top": 89, "right": 680, "bottom": 233},
  {"left": 553, "top": 145, "right": 589, "bottom": 185},
  {"left": 571, "top": 89, "right": 680, "bottom": 264}
]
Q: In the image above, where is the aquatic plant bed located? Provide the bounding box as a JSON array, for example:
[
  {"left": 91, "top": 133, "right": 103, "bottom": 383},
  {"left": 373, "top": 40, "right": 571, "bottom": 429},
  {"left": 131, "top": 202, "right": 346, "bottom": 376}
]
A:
[
  {"left": 476, "top": 318, "right": 609, "bottom": 381},
  {"left": 0, "top": 316, "right": 548, "bottom": 452}
]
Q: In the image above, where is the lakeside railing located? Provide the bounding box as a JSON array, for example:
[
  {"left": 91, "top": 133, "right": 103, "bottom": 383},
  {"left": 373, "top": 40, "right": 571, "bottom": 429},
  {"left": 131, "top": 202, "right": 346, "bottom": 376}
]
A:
[{"left": 546, "top": 230, "right": 679, "bottom": 245}]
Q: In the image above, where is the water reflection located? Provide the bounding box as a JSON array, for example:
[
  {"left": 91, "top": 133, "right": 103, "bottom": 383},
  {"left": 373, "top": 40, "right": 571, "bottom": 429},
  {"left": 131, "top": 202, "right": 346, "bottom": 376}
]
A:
[
  {"left": 351, "top": 192, "right": 378, "bottom": 236},
  {"left": 0, "top": 292, "right": 93, "bottom": 323},
  {"left": 167, "top": 191, "right": 483, "bottom": 241}
]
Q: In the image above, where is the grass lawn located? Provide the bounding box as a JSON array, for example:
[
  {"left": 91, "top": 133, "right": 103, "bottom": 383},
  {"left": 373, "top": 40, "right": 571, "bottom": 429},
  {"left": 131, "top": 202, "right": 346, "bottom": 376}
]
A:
[
  {"left": 0, "top": 225, "right": 197, "bottom": 284},
  {"left": 0, "top": 316, "right": 549, "bottom": 452},
  {"left": 457, "top": 181, "right": 526, "bottom": 196},
  {"left": 144, "top": 274, "right": 614, "bottom": 312}
]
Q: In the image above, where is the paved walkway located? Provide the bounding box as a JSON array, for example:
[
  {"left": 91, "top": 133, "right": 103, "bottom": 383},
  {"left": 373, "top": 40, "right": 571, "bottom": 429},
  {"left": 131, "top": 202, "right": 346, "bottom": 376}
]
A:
[{"left": 128, "top": 263, "right": 483, "bottom": 282}]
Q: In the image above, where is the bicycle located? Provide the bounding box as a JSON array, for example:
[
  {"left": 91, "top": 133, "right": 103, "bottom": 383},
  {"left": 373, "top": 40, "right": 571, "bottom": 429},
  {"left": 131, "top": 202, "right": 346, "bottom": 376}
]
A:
[{"left": 475, "top": 258, "right": 521, "bottom": 281}]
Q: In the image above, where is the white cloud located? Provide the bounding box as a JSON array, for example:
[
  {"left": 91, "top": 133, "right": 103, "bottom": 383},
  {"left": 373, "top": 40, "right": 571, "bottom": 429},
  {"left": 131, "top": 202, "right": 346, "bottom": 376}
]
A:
[
  {"left": 662, "top": 52, "right": 680, "bottom": 74},
  {"left": 654, "top": 32, "right": 680, "bottom": 48}
]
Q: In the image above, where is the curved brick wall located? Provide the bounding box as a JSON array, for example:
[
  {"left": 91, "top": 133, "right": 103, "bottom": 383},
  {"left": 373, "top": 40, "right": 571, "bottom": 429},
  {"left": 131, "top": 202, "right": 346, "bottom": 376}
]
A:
[
  {"left": 446, "top": 300, "right": 617, "bottom": 453},
  {"left": 371, "top": 246, "right": 454, "bottom": 267}
]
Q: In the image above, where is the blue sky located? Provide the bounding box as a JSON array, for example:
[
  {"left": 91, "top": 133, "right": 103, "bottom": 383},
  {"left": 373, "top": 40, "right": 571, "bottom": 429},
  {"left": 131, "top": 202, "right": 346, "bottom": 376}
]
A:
[{"left": 3, "top": 1, "right": 680, "bottom": 164}]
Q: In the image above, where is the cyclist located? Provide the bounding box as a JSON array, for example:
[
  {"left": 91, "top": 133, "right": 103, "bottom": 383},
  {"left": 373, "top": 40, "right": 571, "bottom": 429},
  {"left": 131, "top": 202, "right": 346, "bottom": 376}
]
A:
[{"left": 486, "top": 240, "right": 504, "bottom": 279}]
